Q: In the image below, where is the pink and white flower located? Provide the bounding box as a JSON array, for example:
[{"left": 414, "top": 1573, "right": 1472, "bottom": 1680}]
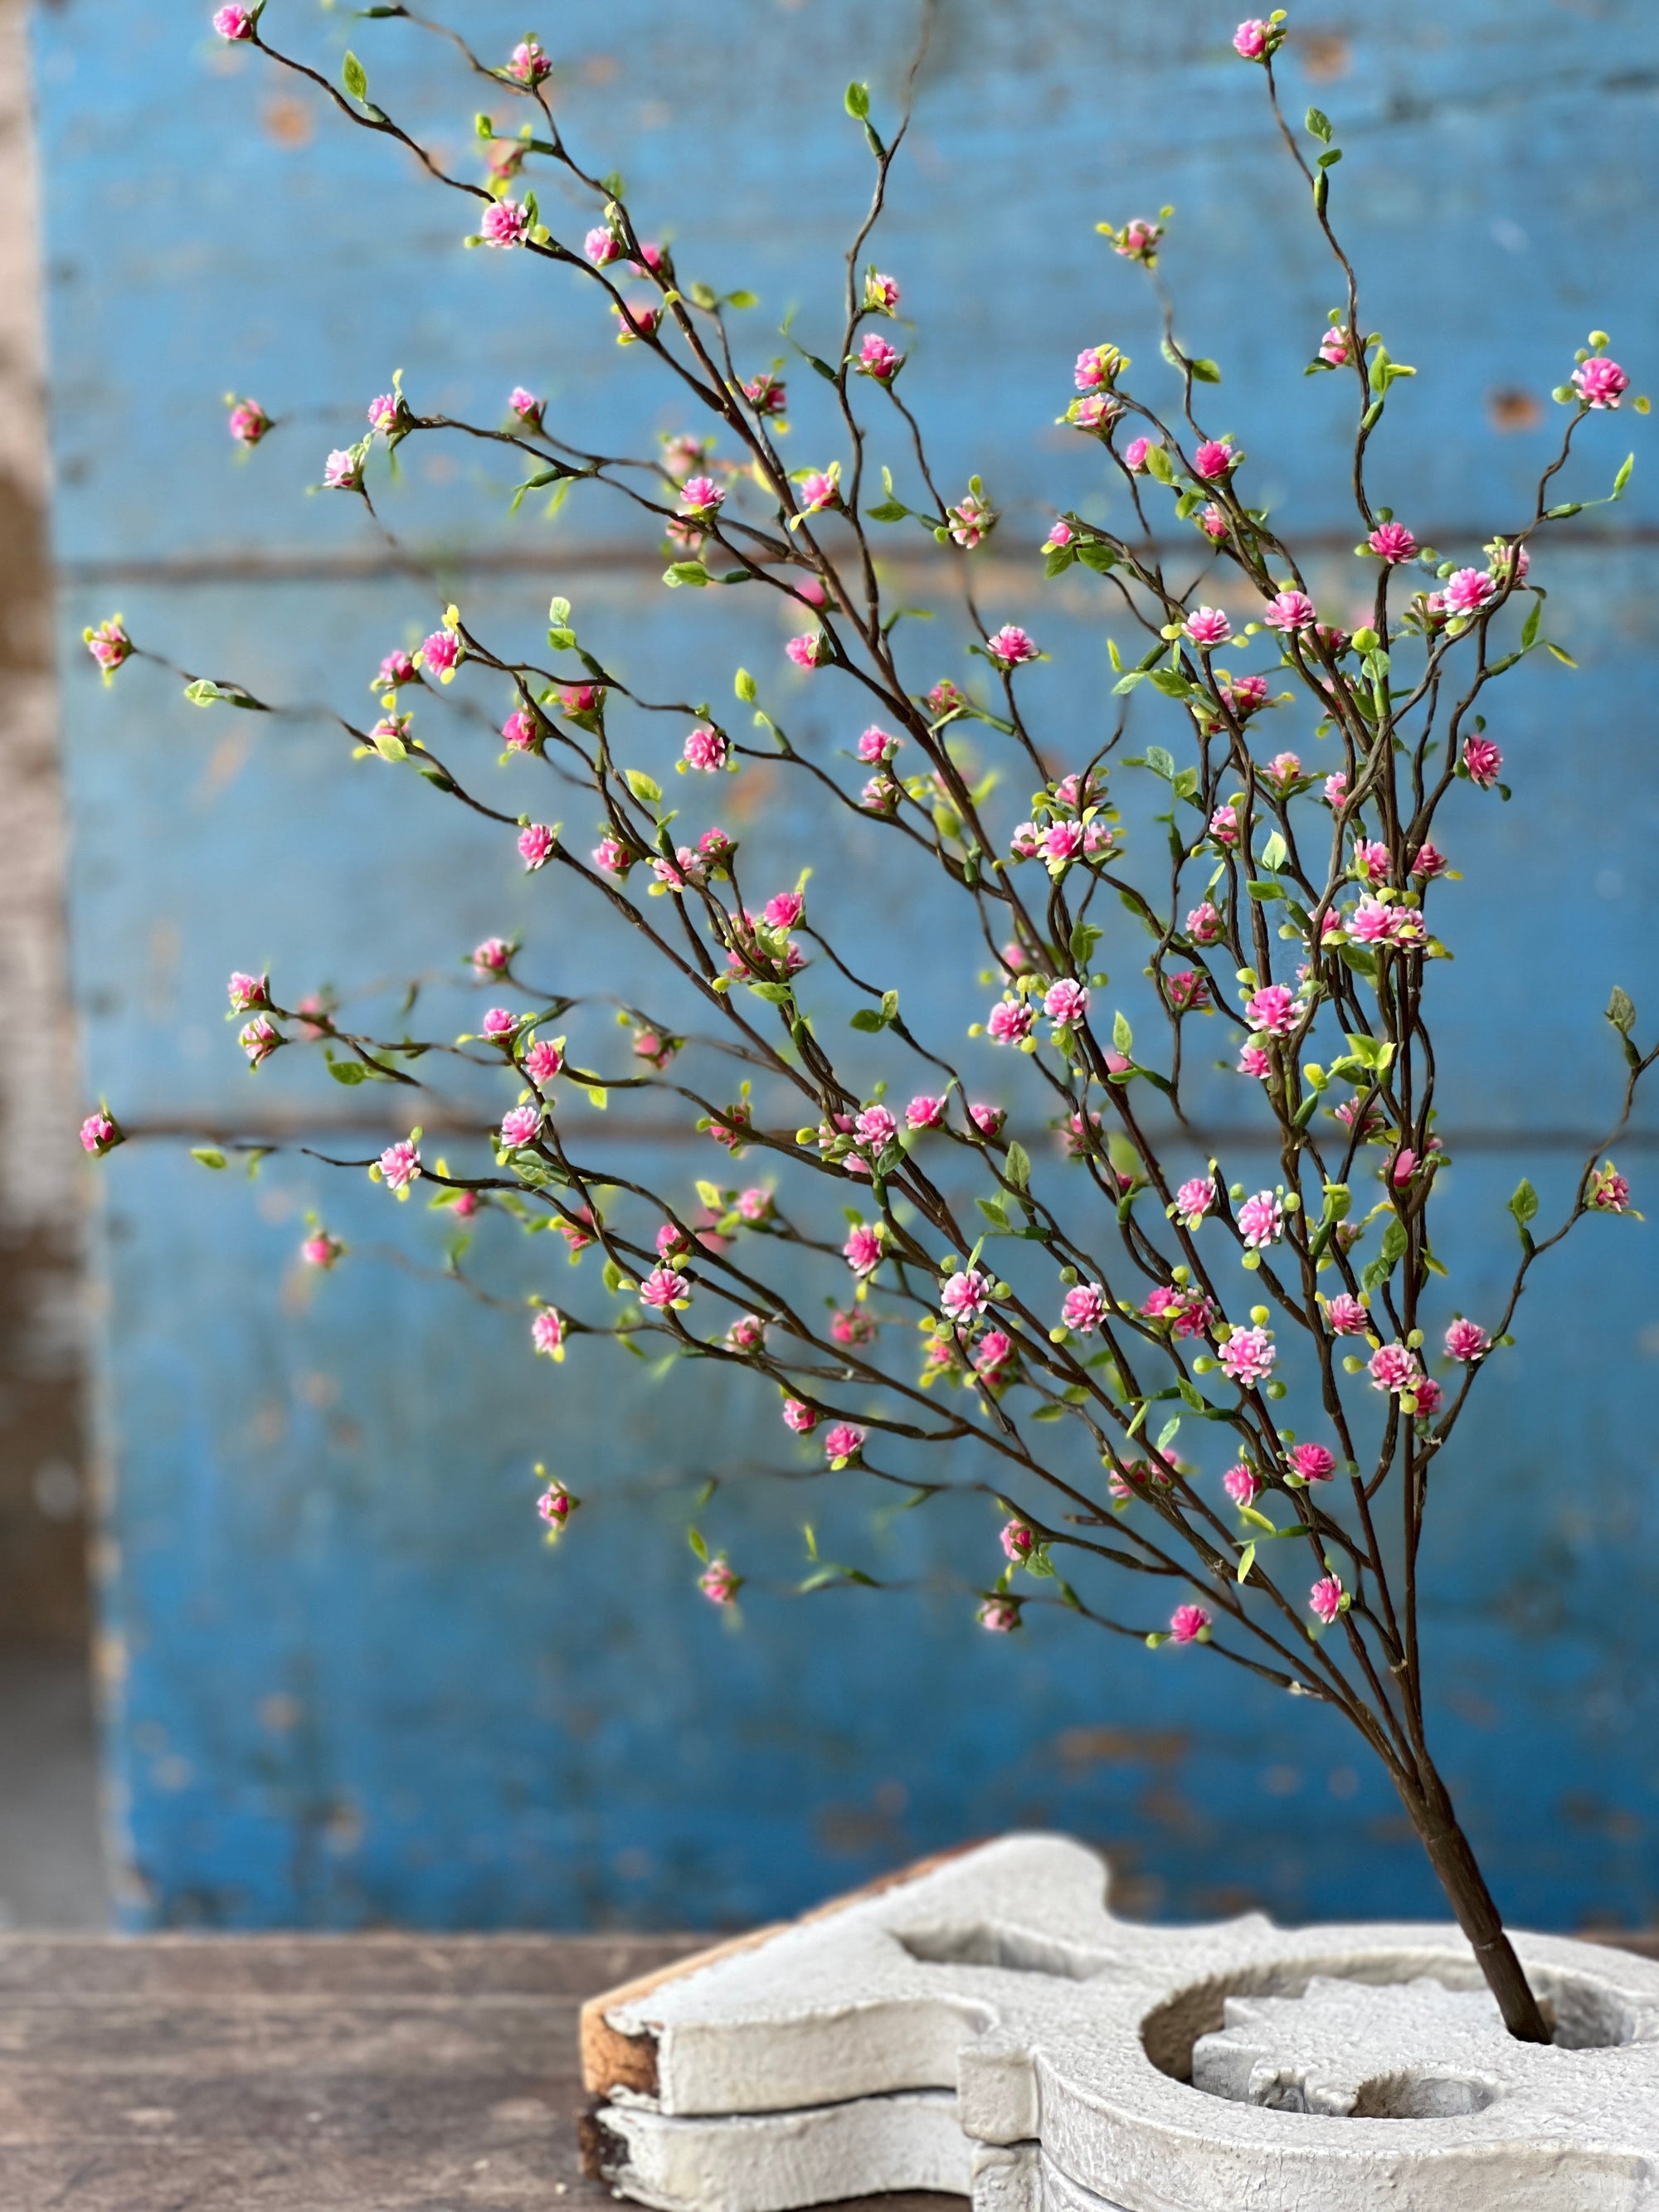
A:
[
  {"left": 1245, "top": 983, "right": 1298, "bottom": 1036},
  {"left": 1324, "top": 1293, "right": 1369, "bottom": 1336},
  {"left": 906, "top": 1095, "right": 945, "bottom": 1130},
  {"left": 1318, "top": 327, "right": 1352, "bottom": 367},
  {"left": 1236, "top": 1190, "right": 1283, "bottom": 1248},
  {"left": 1288, "top": 1441, "right": 1336, "bottom": 1484},
  {"left": 856, "top": 332, "right": 902, "bottom": 382},
  {"left": 941, "top": 1268, "right": 994, "bottom": 1323},
  {"left": 699, "top": 1558, "right": 740, "bottom": 1607},
  {"left": 987, "top": 996, "right": 1036, "bottom": 1045},
  {"left": 227, "top": 970, "right": 269, "bottom": 1014},
  {"left": 1186, "top": 901, "right": 1224, "bottom": 946},
  {"left": 481, "top": 1007, "right": 520, "bottom": 1039},
  {"left": 969, "top": 1103, "right": 1005, "bottom": 1138},
  {"left": 508, "top": 386, "right": 544, "bottom": 430},
  {"left": 79, "top": 1111, "right": 119, "bottom": 1156},
  {"left": 1368, "top": 521, "right": 1418, "bottom": 563},
  {"left": 523, "top": 1039, "right": 563, "bottom": 1086},
  {"left": 499, "top": 1104, "right": 542, "bottom": 1150},
  {"left": 1368, "top": 1342, "right": 1421, "bottom": 1395},
  {"left": 682, "top": 724, "right": 728, "bottom": 771},
  {"left": 479, "top": 197, "right": 529, "bottom": 249},
  {"left": 640, "top": 1266, "right": 691, "bottom": 1310},
  {"left": 679, "top": 474, "right": 724, "bottom": 518},
  {"left": 1412, "top": 841, "right": 1449, "bottom": 879},
  {"left": 378, "top": 1138, "right": 422, "bottom": 1193},
  {"left": 238, "top": 1016, "right": 282, "bottom": 1067},
  {"left": 505, "top": 36, "right": 551, "bottom": 85},
  {"left": 1573, "top": 356, "right": 1629, "bottom": 410},
  {"left": 212, "top": 4, "right": 254, "bottom": 37},
  {"left": 1183, "top": 606, "right": 1231, "bottom": 649},
  {"left": 1193, "top": 440, "right": 1235, "bottom": 480},
  {"left": 785, "top": 630, "right": 831, "bottom": 671},
  {"left": 1237, "top": 1043, "right": 1272, "bottom": 1081},
  {"left": 1209, "top": 802, "right": 1239, "bottom": 848},
  {"left": 857, "top": 725, "right": 898, "bottom": 764},
  {"left": 471, "top": 936, "right": 511, "bottom": 974},
  {"left": 1444, "top": 1317, "right": 1491, "bottom": 1363},
  {"left": 1061, "top": 1281, "right": 1108, "bottom": 1334},
  {"left": 1310, "top": 1573, "right": 1346, "bottom": 1625},
  {"left": 1444, "top": 566, "right": 1497, "bottom": 617},
  {"left": 782, "top": 1397, "right": 819, "bottom": 1434},
  {"left": 843, "top": 1223, "right": 884, "bottom": 1276},
  {"left": 1262, "top": 588, "right": 1317, "bottom": 633},
  {"left": 823, "top": 1422, "right": 866, "bottom": 1463},
  {"left": 1223, "top": 1463, "right": 1262, "bottom": 1508},
  {"left": 854, "top": 1103, "right": 898, "bottom": 1151},
  {"left": 1462, "top": 735, "right": 1503, "bottom": 789},
  {"left": 518, "top": 823, "right": 557, "bottom": 871},
  {"left": 1588, "top": 1161, "right": 1632, "bottom": 1213},
  {"left": 226, "top": 396, "right": 270, "bottom": 445},
  {"left": 1175, "top": 1176, "right": 1215, "bottom": 1227},
  {"left": 1043, "top": 977, "right": 1090, "bottom": 1028},
  {"left": 864, "top": 270, "right": 900, "bottom": 312},
  {"left": 1169, "top": 1603, "right": 1211, "bottom": 1645},
  {"left": 1218, "top": 1325, "right": 1276, "bottom": 1385},
  {"left": 978, "top": 1597, "right": 1019, "bottom": 1633},
  {"left": 421, "top": 629, "right": 461, "bottom": 681},
  {"left": 985, "top": 624, "right": 1039, "bottom": 668},
  {"left": 301, "top": 1231, "right": 343, "bottom": 1270}
]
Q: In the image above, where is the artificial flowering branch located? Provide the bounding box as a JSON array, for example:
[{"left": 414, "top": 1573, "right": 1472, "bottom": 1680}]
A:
[{"left": 81, "top": 2, "right": 1656, "bottom": 2039}]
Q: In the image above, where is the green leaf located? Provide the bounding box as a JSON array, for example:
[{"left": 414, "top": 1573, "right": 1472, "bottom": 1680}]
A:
[
  {"left": 977, "top": 1196, "right": 1011, "bottom": 1232},
  {"left": 1075, "top": 540, "right": 1119, "bottom": 574},
  {"left": 1004, "top": 1139, "right": 1032, "bottom": 1192},
  {"left": 1520, "top": 597, "right": 1541, "bottom": 650},
  {"left": 1305, "top": 105, "right": 1333, "bottom": 142},
  {"left": 184, "top": 679, "right": 221, "bottom": 707},
  {"left": 327, "top": 1059, "right": 369, "bottom": 1086},
  {"left": 1509, "top": 1177, "right": 1539, "bottom": 1228},
  {"left": 1112, "top": 1010, "right": 1133, "bottom": 1057},
  {"left": 1237, "top": 1541, "right": 1256, "bottom": 1584},
  {"left": 623, "top": 769, "right": 662, "bottom": 805},
  {"left": 342, "top": 49, "right": 367, "bottom": 100},
  {"left": 1069, "top": 921, "right": 1102, "bottom": 969},
  {"left": 663, "top": 561, "right": 711, "bottom": 588},
  {"left": 1259, "top": 830, "right": 1288, "bottom": 872},
  {"left": 1546, "top": 642, "right": 1578, "bottom": 668},
  {"left": 190, "top": 1146, "right": 227, "bottom": 1170},
  {"left": 724, "top": 289, "right": 758, "bottom": 310},
  {"left": 864, "top": 499, "right": 911, "bottom": 523},
  {"left": 849, "top": 1008, "right": 885, "bottom": 1033},
  {"left": 547, "top": 626, "right": 577, "bottom": 653},
  {"left": 1189, "top": 357, "right": 1222, "bottom": 384},
  {"left": 1143, "top": 745, "right": 1175, "bottom": 781},
  {"left": 547, "top": 596, "right": 572, "bottom": 627},
  {"left": 1608, "top": 985, "right": 1637, "bottom": 1036},
  {"left": 1155, "top": 1416, "right": 1180, "bottom": 1451},
  {"left": 687, "top": 1525, "right": 709, "bottom": 1564},
  {"left": 844, "top": 80, "right": 870, "bottom": 118},
  {"left": 1613, "top": 451, "right": 1635, "bottom": 497},
  {"left": 735, "top": 667, "right": 757, "bottom": 702}
]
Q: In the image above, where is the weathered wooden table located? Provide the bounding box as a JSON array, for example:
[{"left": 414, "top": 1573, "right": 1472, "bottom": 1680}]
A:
[
  {"left": 5, "top": 1931, "right": 1656, "bottom": 2210},
  {"left": 0, "top": 1932, "right": 961, "bottom": 2210}
]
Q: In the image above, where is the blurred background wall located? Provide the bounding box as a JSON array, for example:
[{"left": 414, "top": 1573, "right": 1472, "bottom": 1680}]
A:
[{"left": 17, "top": 0, "right": 1659, "bottom": 1932}]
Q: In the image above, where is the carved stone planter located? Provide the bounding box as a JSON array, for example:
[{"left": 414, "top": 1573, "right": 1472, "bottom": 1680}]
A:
[{"left": 580, "top": 1835, "right": 1659, "bottom": 2211}]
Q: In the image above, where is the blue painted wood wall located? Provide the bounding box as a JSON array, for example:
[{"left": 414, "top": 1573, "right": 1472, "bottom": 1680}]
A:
[{"left": 35, "top": 0, "right": 1659, "bottom": 1932}]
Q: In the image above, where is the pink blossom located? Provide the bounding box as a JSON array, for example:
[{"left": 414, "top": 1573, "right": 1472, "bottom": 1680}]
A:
[
  {"left": 1045, "top": 519, "right": 1074, "bottom": 549},
  {"left": 1141, "top": 1285, "right": 1213, "bottom": 1339},
  {"left": 782, "top": 1397, "right": 819, "bottom": 1434},
  {"left": 741, "top": 373, "right": 787, "bottom": 416},
  {"left": 843, "top": 1223, "right": 883, "bottom": 1276},
  {"left": 1175, "top": 1176, "right": 1215, "bottom": 1226},
  {"left": 379, "top": 1138, "right": 421, "bottom": 1193},
  {"left": 1043, "top": 978, "right": 1090, "bottom": 1027},
  {"left": 506, "top": 36, "right": 551, "bottom": 84},
  {"left": 79, "top": 1111, "right": 119, "bottom": 1155},
  {"left": 1186, "top": 902, "right": 1224, "bottom": 946},
  {"left": 1412, "top": 841, "right": 1449, "bottom": 879},
  {"left": 500, "top": 1104, "right": 542, "bottom": 1150},
  {"left": 1197, "top": 503, "right": 1228, "bottom": 541},
  {"left": 1487, "top": 537, "right": 1530, "bottom": 581},
  {"left": 1236, "top": 1190, "right": 1283, "bottom": 1248},
  {"left": 1444, "top": 566, "right": 1497, "bottom": 617},
  {"left": 1165, "top": 970, "right": 1210, "bottom": 1014},
  {"left": 1310, "top": 1574, "right": 1346, "bottom": 1626},
  {"left": 763, "top": 890, "right": 805, "bottom": 929},
  {"left": 1169, "top": 1603, "right": 1211, "bottom": 1645},
  {"left": 907, "top": 1095, "right": 945, "bottom": 1130},
  {"left": 1122, "top": 436, "right": 1151, "bottom": 473},
  {"left": 1219, "top": 1325, "right": 1276, "bottom": 1385},
  {"left": 1000, "top": 1519, "right": 1036, "bottom": 1563},
  {"left": 941, "top": 1269, "right": 994, "bottom": 1322},
  {"left": 1588, "top": 1161, "right": 1632, "bottom": 1213},
  {"left": 501, "top": 709, "right": 540, "bottom": 753},
  {"left": 1462, "top": 735, "right": 1503, "bottom": 789},
  {"left": 1438, "top": 1316, "right": 1489, "bottom": 1368},
  {"left": 518, "top": 822, "right": 557, "bottom": 872},
  {"left": 226, "top": 396, "right": 270, "bottom": 446},
  {"left": 726, "top": 1314, "right": 766, "bottom": 1354},
  {"left": 377, "top": 650, "right": 418, "bottom": 692},
  {"left": 737, "top": 1187, "right": 774, "bottom": 1223},
  {"left": 679, "top": 474, "right": 724, "bottom": 517},
  {"left": 1319, "top": 327, "right": 1352, "bottom": 367},
  {"left": 1074, "top": 345, "right": 1122, "bottom": 392},
  {"left": 857, "top": 332, "right": 902, "bottom": 382},
  {"left": 682, "top": 725, "right": 728, "bottom": 772},
  {"left": 1390, "top": 1149, "right": 1418, "bottom": 1188},
  {"left": 1368, "top": 1342, "right": 1421, "bottom": 1395},
  {"left": 987, "top": 996, "right": 1036, "bottom": 1046},
  {"left": 1288, "top": 1441, "right": 1336, "bottom": 1484},
  {"left": 1041, "top": 819, "right": 1085, "bottom": 868},
  {"left": 1324, "top": 771, "right": 1350, "bottom": 809},
  {"left": 421, "top": 629, "right": 460, "bottom": 679},
  {"left": 823, "top": 1422, "right": 866, "bottom": 1463},
  {"left": 1061, "top": 1281, "right": 1108, "bottom": 1334},
  {"left": 227, "top": 970, "right": 269, "bottom": 1014},
  {"left": 640, "top": 1266, "right": 690, "bottom": 1310},
  {"left": 367, "top": 391, "right": 402, "bottom": 435},
  {"left": 974, "top": 1331, "right": 1015, "bottom": 1382},
  {"left": 785, "top": 630, "right": 830, "bottom": 670},
  {"left": 1413, "top": 1376, "right": 1444, "bottom": 1417},
  {"left": 985, "top": 624, "right": 1039, "bottom": 668},
  {"left": 1233, "top": 18, "right": 1272, "bottom": 59},
  {"left": 1325, "top": 1293, "right": 1369, "bottom": 1336},
  {"left": 592, "top": 837, "right": 630, "bottom": 877},
  {"left": 864, "top": 271, "right": 900, "bottom": 312},
  {"left": 698, "top": 1559, "right": 740, "bottom": 1607},
  {"left": 1237, "top": 1043, "right": 1272, "bottom": 1081},
  {"left": 1071, "top": 396, "right": 1121, "bottom": 437},
  {"left": 652, "top": 845, "right": 708, "bottom": 892},
  {"left": 1209, "top": 802, "right": 1239, "bottom": 848},
  {"left": 969, "top": 1102, "right": 1006, "bottom": 1138},
  {"left": 857, "top": 725, "right": 898, "bottom": 765},
  {"left": 523, "top": 1039, "right": 563, "bottom": 1085},
  {"left": 239, "top": 1016, "right": 282, "bottom": 1066},
  {"left": 978, "top": 1598, "right": 1019, "bottom": 1633},
  {"left": 793, "top": 580, "right": 828, "bottom": 610},
  {"left": 1348, "top": 897, "right": 1395, "bottom": 946},
  {"left": 301, "top": 1232, "right": 343, "bottom": 1270},
  {"left": 1262, "top": 588, "right": 1317, "bottom": 633},
  {"left": 1245, "top": 983, "right": 1298, "bottom": 1036},
  {"left": 1574, "top": 356, "right": 1629, "bottom": 409},
  {"left": 1184, "top": 605, "right": 1231, "bottom": 649},
  {"left": 537, "top": 1482, "right": 572, "bottom": 1528},
  {"left": 323, "top": 448, "right": 362, "bottom": 492},
  {"left": 830, "top": 1307, "right": 876, "bottom": 1347},
  {"left": 1369, "top": 521, "right": 1418, "bottom": 563},
  {"left": 1223, "top": 1463, "right": 1262, "bottom": 1508},
  {"left": 508, "top": 386, "right": 544, "bottom": 430},
  {"left": 655, "top": 1222, "right": 691, "bottom": 1262},
  {"left": 471, "top": 937, "right": 512, "bottom": 974},
  {"left": 212, "top": 4, "right": 254, "bottom": 37},
  {"left": 633, "top": 1030, "right": 675, "bottom": 1068},
  {"left": 481, "top": 1007, "right": 520, "bottom": 1038},
  {"left": 453, "top": 1191, "right": 479, "bottom": 1221},
  {"left": 854, "top": 1104, "right": 898, "bottom": 1151},
  {"left": 480, "top": 197, "right": 528, "bottom": 249},
  {"left": 947, "top": 493, "right": 995, "bottom": 548},
  {"left": 1113, "top": 216, "right": 1162, "bottom": 261},
  {"left": 1194, "top": 440, "right": 1235, "bottom": 481},
  {"left": 1266, "top": 751, "right": 1303, "bottom": 789}
]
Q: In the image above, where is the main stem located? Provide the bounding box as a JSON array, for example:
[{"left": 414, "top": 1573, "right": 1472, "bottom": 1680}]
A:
[{"left": 1400, "top": 1756, "right": 1550, "bottom": 2043}]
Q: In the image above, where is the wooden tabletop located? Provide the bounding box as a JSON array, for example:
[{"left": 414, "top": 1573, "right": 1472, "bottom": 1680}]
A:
[
  {"left": 0, "top": 1932, "right": 963, "bottom": 2211},
  {"left": 3, "top": 1930, "right": 1654, "bottom": 2210}
]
